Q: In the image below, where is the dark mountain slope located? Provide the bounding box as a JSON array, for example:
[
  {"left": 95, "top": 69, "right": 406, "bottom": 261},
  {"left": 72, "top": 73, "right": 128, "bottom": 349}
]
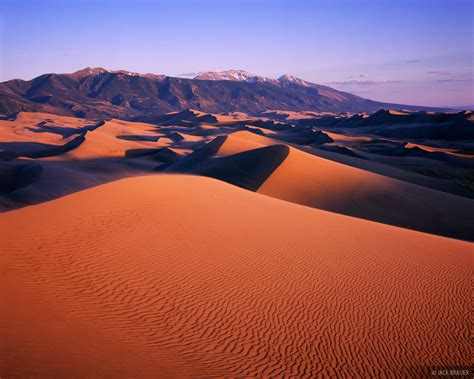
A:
[{"left": 0, "top": 68, "right": 442, "bottom": 118}]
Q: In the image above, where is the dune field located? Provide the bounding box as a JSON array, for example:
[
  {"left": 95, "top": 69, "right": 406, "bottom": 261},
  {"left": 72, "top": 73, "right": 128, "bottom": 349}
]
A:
[{"left": 1, "top": 108, "right": 473, "bottom": 376}]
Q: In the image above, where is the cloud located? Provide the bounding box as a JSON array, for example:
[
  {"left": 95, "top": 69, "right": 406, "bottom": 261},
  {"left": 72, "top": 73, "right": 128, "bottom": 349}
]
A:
[
  {"left": 63, "top": 51, "right": 79, "bottom": 57},
  {"left": 427, "top": 70, "right": 451, "bottom": 75},
  {"left": 325, "top": 79, "right": 405, "bottom": 87},
  {"left": 345, "top": 74, "right": 368, "bottom": 79},
  {"left": 405, "top": 60, "right": 420, "bottom": 63},
  {"left": 434, "top": 78, "right": 473, "bottom": 83}
]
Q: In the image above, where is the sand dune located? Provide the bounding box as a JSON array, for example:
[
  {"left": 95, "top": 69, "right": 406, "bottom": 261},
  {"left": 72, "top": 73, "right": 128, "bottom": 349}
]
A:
[
  {"left": 130, "top": 109, "right": 221, "bottom": 128},
  {"left": 1, "top": 175, "right": 471, "bottom": 377},
  {"left": 215, "top": 131, "right": 269, "bottom": 156},
  {"left": 60, "top": 119, "right": 161, "bottom": 159},
  {"left": 405, "top": 142, "right": 474, "bottom": 157},
  {"left": 167, "top": 140, "right": 290, "bottom": 190},
  {"left": 168, "top": 131, "right": 474, "bottom": 240},
  {"left": 258, "top": 145, "right": 474, "bottom": 240},
  {"left": 0, "top": 112, "right": 97, "bottom": 157},
  {"left": 0, "top": 113, "right": 210, "bottom": 210},
  {"left": 324, "top": 131, "right": 373, "bottom": 144},
  {"left": 4, "top": 111, "right": 96, "bottom": 132},
  {"left": 0, "top": 161, "right": 43, "bottom": 194},
  {"left": 258, "top": 109, "right": 324, "bottom": 120}
]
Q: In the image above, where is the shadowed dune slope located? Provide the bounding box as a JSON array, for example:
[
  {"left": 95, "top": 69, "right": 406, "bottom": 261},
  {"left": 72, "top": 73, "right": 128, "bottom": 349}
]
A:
[
  {"left": 0, "top": 161, "right": 43, "bottom": 194},
  {"left": 0, "top": 175, "right": 471, "bottom": 377},
  {"left": 204, "top": 131, "right": 474, "bottom": 240},
  {"left": 165, "top": 139, "right": 290, "bottom": 191}
]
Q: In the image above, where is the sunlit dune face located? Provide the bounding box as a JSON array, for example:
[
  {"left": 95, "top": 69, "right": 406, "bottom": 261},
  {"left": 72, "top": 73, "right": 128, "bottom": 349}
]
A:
[
  {"left": 0, "top": 112, "right": 95, "bottom": 149},
  {"left": 404, "top": 142, "right": 474, "bottom": 157},
  {"left": 324, "top": 131, "right": 373, "bottom": 143},
  {"left": 0, "top": 175, "right": 472, "bottom": 377}
]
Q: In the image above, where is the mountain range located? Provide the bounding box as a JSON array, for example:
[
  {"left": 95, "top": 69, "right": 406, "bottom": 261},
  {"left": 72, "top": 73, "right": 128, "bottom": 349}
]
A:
[{"left": 0, "top": 68, "right": 442, "bottom": 119}]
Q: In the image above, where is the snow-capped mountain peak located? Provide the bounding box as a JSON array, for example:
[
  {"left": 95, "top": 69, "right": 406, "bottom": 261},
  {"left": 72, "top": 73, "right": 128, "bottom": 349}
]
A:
[
  {"left": 194, "top": 70, "right": 313, "bottom": 87},
  {"left": 194, "top": 70, "right": 274, "bottom": 83},
  {"left": 277, "top": 74, "right": 311, "bottom": 87}
]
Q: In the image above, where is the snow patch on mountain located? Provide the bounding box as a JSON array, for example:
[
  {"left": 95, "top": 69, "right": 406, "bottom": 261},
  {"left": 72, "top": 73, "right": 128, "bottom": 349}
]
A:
[
  {"left": 194, "top": 70, "right": 275, "bottom": 83},
  {"left": 194, "top": 70, "right": 316, "bottom": 88}
]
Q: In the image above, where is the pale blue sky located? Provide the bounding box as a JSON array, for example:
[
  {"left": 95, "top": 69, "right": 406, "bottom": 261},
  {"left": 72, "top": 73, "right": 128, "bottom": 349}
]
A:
[{"left": 1, "top": 0, "right": 472, "bottom": 106}]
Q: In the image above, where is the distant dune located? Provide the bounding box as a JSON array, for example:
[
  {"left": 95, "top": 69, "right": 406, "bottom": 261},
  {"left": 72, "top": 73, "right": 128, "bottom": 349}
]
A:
[
  {"left": 0, "top": 112, "right": 97, "bottom": 158},
  {"left": 60, "top": 119, "right": 162, "bottom": 159},
  {"left": 1, "top": 175, "right": 471, "bottom": 377}
]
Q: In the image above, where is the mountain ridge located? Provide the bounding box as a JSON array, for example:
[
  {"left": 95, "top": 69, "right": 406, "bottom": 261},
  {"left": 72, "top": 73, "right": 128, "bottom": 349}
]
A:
[{"left": 0, "top": 67, "right": 445, "bottom": 119}]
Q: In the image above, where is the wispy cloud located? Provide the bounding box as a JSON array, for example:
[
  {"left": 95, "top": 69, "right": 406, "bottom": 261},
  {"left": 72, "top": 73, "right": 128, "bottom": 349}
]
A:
[
  {"left": 325, "top": 79, "right": 405, "bottom": 87},
  {"left": 63, "top": 51, "right": 79, "bottom": 57},
  {"left": 345, "top": 74, "right": 368, "bottom": 79},
  {"left": 427, "top": 70, "right": 451, "bottom": 75},
  {"left": 405, "top": 60, "right": 420, "bottom": 63},
  {"left": 434, "top": 78, "right": 473, "bottom": 83}
]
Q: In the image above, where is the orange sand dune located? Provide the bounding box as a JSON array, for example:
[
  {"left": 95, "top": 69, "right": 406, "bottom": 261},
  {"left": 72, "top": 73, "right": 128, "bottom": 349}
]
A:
[
  {"left": 210, "top": 131, "right": 474, "bottom": 240},
  {"left": 155, "top": 132, "right": 207, "bottom": 149},
  {"left": 405, "top": 142, "right": 473, "bottom": 157},
  {"left": 7, "top": 111, "right": 96, "bottom": 130},
  {"left": 245, "top": 125, "right": 278, "bottom": 135},
  {"left": 0, "top": 112, "right": 96, "bottom": 154},
  {"left": 324, "top": 131, "right": 373, "bottom": 143},
  {"left": 0, "top": 175, "right": 471, "bottom": 377},
  {"left": 215, "top": 131, "right": 268, "bottom": 156},
  {"left": 259, "top": 109, "right": 331, "bottom": 120},
  {"left": 156, "top": 136, "right": 175, "bottom": 146},
  {"left": 194, "top": 123, "right": 220, "bottom": 130},
  {"left": 60, "top": 119, "right": 161, "bottom": 159},
  {"left": 213, "top": 112, "right": 255, "bottom": 122},
  {"left": 215, "top": 130, "right": 278, "bottom": 154},
  {"left": 386, "top": 109, "right": 410, "bottom": 115},
  {"left": 171, "top": 132, "right": 205, "bottom": 142}
]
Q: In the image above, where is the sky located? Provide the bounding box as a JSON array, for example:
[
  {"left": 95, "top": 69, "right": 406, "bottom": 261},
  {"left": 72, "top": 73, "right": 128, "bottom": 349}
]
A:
[{"left": 0, "top": 0, "right": 472, "bottom": 107}]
